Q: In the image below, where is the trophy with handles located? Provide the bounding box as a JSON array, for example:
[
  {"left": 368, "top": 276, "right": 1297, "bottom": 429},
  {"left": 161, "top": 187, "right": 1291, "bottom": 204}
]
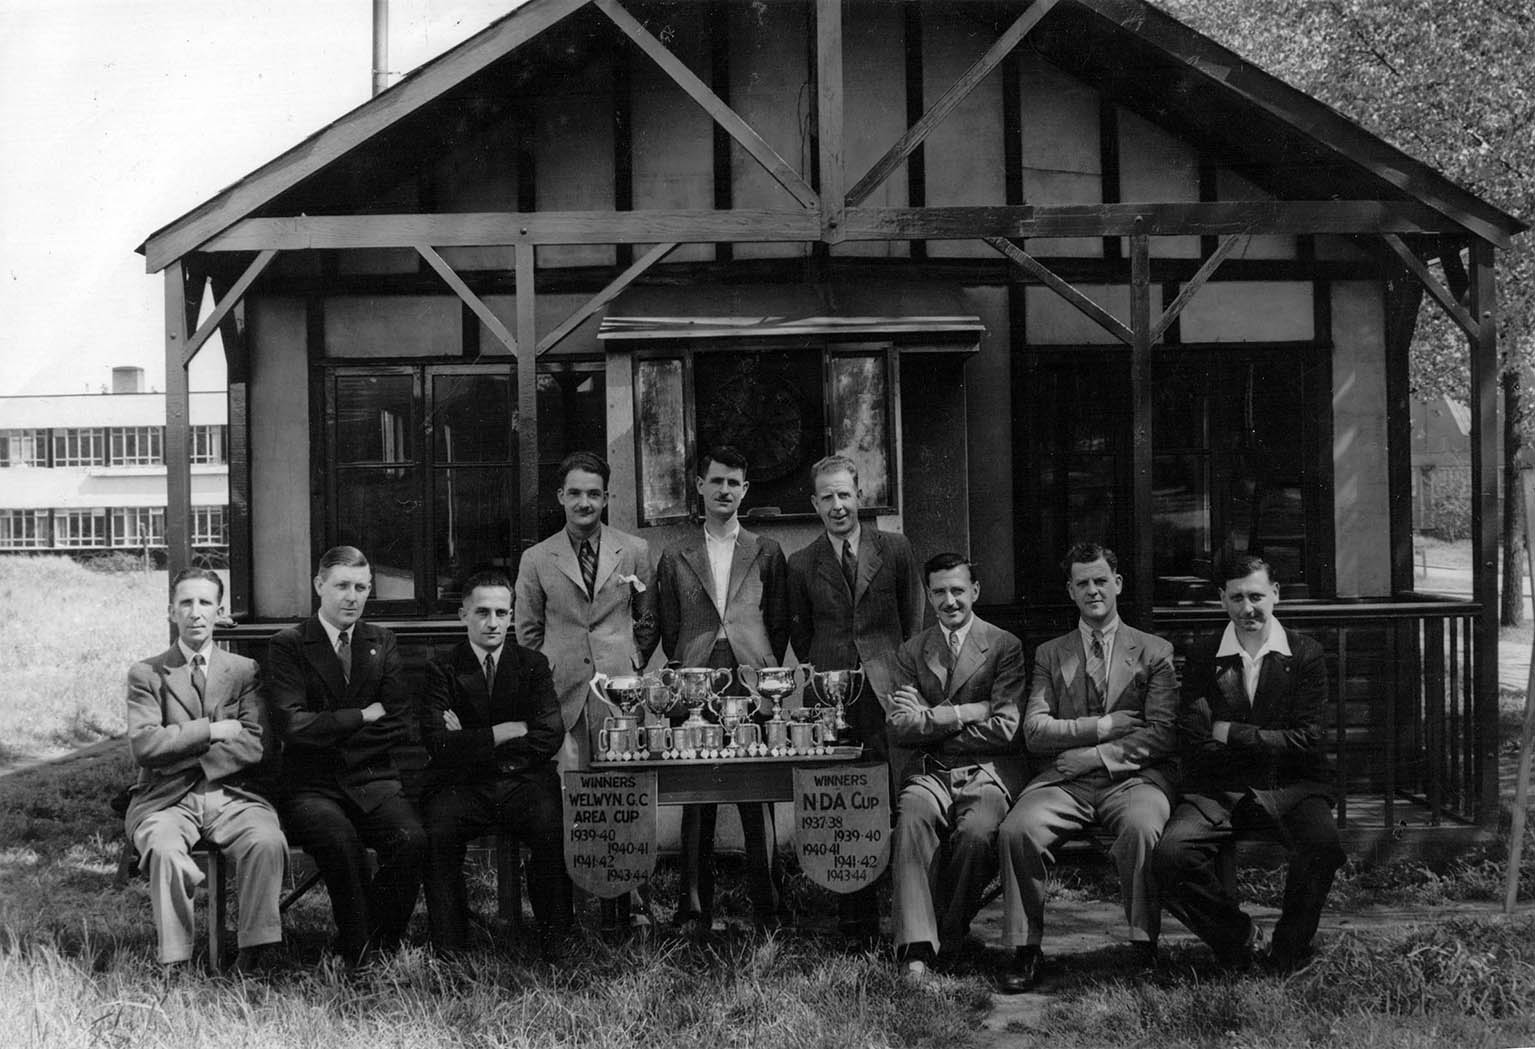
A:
[
  {"left": 588, "top": 672, "right": 651, "bottom": 756},
  {"left": 807, "top": 667, "right": 865, "bottom": 743},
  {"left": 742, "top": 665, "right": 812, "bottom": 752}
]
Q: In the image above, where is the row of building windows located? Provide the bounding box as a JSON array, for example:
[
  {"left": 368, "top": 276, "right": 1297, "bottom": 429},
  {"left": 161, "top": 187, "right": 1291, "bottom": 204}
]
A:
[
  {"left": 0, "top": 425, "right": 226, "bottom": 468},
  {"left": 0, "top": 506, "right": 227, "bottom": 550}
]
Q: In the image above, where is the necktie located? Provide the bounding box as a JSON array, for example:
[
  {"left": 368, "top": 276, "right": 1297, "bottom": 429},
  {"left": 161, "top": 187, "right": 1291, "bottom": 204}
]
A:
[
  {"left": 579, "top": 539, "right": 598, "bottom": 599},
  {"left": 841, "top": 540, "right": 858, "bottom": 595},
  {"left": 191, "top": 653, "right": 207, "bottom": 704},
  {"left": 484, "top": 652, "right": 496, "bottom": 693},
  {"left": 945, "top": 629, "right": 961, "bottom": 686},
  {"left": 337, "top": 629, "right": 352, "bottom": 684},
  {"left": 1087, "top": 629, "right": 1107, "bottom": 713}
]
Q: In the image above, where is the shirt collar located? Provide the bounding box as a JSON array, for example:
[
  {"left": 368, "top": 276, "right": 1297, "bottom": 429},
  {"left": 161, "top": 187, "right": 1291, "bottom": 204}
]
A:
[
  {"left": 317, "top": 614, "right": 353, "bottom": 649},
  {"left": 566, "top": 524, "right": 602, "bottom": 556},
  {"left": 470, "top": 640, "right": 504, "bottom": 668},
  {"left": 1078, "top": 616, "right": 1121, "bottom": 645},
  {"left": 1217, "top": 618, "right": 1291, "bottom": 660},
  {"left": 704, "top": 521, "right": 740, "bottom": 545},
  {"left": 829, "top": 524, "right": 861, "bottom": 558},
  {"left": 941, "top": 616, "right": 975, "bottom": 652},
  {"left": 177, "top": 638, "right": 214, "bottom": 665}
]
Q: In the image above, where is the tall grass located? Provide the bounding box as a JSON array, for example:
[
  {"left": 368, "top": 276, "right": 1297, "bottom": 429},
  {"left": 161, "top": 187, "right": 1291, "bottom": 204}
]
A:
[{"left": 0, "top": 556, "right": 167, "bottom": 765}]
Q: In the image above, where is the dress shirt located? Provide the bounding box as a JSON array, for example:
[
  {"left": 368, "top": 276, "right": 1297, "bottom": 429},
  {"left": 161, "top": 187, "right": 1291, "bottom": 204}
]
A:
[
  {"left": 176, "top": 637, "right": 216, "bottom": 670},
  {"left": 828, "top": 525, "right": 861, "bottom": 563},
  {"left": 469, "top": 641, "right": 502, "bottom": 679},
  {"left": 566, "top": 525, "right": 601, "bottom": 561},
  {"left": 1077, "top": 615, "right": 1121, "bottom": 667},
  {"left": 316, "top": 613, "right": 354, "bottom": 653},
  {"left": 1216, "top": 616, "right": 1293, "bottom": 702},
  {"left": 704, "top": 522, "right": 739, "bottom": 616},
  {"left": 939, "top": 616, "right": 975, "bottom": 661}
]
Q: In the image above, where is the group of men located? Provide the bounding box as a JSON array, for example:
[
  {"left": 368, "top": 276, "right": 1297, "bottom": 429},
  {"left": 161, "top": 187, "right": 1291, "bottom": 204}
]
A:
[{"left": 124, "top": 445, "right": 1344, "bottom": 989}]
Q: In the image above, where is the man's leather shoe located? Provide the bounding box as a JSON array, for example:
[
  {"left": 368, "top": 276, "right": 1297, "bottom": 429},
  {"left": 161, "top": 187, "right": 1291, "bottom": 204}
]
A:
[
  {"left": 1131, "top": 940, "right": 1158, "bottom": 970},
  {"left": 998, "top": 945, "right": 1042, "bottom": 994},
  {"left": 230, "top": 945, "right": 278, "bottom": 974}
]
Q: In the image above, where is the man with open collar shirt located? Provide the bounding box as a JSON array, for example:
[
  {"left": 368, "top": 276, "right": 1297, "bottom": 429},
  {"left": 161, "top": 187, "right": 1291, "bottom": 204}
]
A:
[
  {"left": 267, "top": 545, "right": 425, "bottom": 968},
  {"left": 1153, "top": 554, "right": 1345, "bottom": 973}
]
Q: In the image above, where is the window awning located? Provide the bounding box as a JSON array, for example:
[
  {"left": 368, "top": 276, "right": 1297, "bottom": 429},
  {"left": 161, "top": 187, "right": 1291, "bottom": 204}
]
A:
[{"left": 597, "top": 283, "right": 985, "bottom": 344}]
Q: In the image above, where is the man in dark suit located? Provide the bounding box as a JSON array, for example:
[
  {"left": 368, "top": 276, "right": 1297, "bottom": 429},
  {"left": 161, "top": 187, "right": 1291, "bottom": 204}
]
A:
[
  {"left": 268, "top": 545, "right": 425, "bottom": 967},
  {"left": 1153, "top": 554, "right": 1345, "bottom": 972},
  {"left": 125, "top": 567, "right": 286, "bottom": 970},
  {"left": 888, "top": 553, "right": 1028, "bottom": 981},
  {"left": 788, "top": 453, "right": 923, "bottom": 945},
  {"left": 656, "top": 445, "right": 790, "bottom": 931},
  {"left": 420, "top": 570, "right": 569, "bottom": 957},
  {"left": 996, "top": 542, "right": 1178, "bottom": 993}
]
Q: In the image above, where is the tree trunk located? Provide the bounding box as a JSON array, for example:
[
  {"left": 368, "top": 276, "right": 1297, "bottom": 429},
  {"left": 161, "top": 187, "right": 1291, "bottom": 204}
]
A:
[{"left": 1502, "top": 370, "right": 1525, "bottom": 626}]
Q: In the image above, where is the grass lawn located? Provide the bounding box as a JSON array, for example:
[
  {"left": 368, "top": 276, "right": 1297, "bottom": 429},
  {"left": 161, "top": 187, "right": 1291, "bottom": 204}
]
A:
[{"left": 3, "top": 555, "right": 1535, "bottom": 1047}]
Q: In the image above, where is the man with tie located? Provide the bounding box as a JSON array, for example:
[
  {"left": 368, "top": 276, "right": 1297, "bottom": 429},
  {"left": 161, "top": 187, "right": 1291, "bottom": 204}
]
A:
[
  {"left": 1153, "top": 554, "right": 1345, "bottom": 972},
  {"left": 995, "top": 542, "right": 1178, "bottom": 993},
  {"left": 268, "top": 545, "right": 425, "bottom": 967},
  {"left": 125, "top": 567, "right": 286, "bottom": 970},
  {"left": 887, "top": 553, "right": 1028, "bottom": 980},
  {"left": 788, "top": 454, "right": 923, "bottom": 945},
  {"left": 656, "top": 445, "right": 790, "bottom": 932},
  {"left": 420, "top": 570, "right": 569, "bottom": 957}
]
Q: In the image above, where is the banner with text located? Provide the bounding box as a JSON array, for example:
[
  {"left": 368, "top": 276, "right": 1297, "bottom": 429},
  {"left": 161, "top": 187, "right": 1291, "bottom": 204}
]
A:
[
  {"left": 563, "top": 770, "right": 658, "bottom": 898},
  {"left": 792, "top": 764, "right": 890, "bottom": 893}
]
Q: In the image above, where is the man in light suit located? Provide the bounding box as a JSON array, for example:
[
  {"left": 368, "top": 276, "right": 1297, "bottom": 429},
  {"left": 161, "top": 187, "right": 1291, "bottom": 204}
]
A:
[
  {"left": 515, "top": 451, "right": 658, "bottom": 769},
  {"left": 125, "top": 567, "right": 286, "bottom": 970},
  {"left": 1153, "top": 554, "right": 1344, "bottom": 972},
  {"left": 888, "top": 553, "right": 1027, "bottom": 981},
  {"left": 656, "top": 445, "right": 790, "bottom": 931},
  {"left": 268, "top": 546, "right": 425, "bottom": 968},
  {"left": 996, "top": 542, "right": 1178, "bottom": 993},
  {"left": 421, "top": 570, "right": 569, "bottom": 958},
  {"left": 788, "top": 453, "right": 923, "bottom": 945}
]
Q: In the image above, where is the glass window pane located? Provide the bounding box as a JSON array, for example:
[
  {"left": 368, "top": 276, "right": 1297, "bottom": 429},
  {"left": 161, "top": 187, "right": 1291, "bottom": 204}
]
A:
[
  {"left": 829, "top": 354, "right": 893, "bottom": 507},
  {"left": 433, "top": 466, "right": 516, "bottom": 606},
  {"left": 336, "top": 466, "right": 417, "bottom": 600},
  {"left": 336, "top": 375, "right": 415, "bottom": 464},
  {"left": 433, "top": 373, "right": 515, "bottom": 463},
  {"left": 636, "top": 358, "right": 689, "bottom": 523},
  {"left": 1153, "top": 454, "right": 1210, "bottom": 576}
]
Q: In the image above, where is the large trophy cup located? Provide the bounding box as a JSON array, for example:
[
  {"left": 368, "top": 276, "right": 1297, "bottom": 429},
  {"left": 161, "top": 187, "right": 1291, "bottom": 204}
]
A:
[
  {"left": 664, "top": 666, "right": 733, "bottom": 754},
  {"left": 807, "top": 667, "right": 865, "bottom": 745},
  {"left": 588, "top": 672, "right": 652, "bottom": 757},
  {"left": 741, "top": 665, "right": 812, "bottom": 752}
]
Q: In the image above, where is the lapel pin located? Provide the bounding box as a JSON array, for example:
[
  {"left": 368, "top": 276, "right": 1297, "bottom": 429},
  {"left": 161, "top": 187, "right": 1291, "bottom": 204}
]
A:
[{"left": 369, "top": 648, "right": 377, "bottom": 657}]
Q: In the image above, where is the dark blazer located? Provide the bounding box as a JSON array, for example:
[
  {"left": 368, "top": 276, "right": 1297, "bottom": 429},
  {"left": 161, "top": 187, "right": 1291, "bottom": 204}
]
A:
[
  {"left": 656, "top": 525, "right": 790, "bottom": 668},
  {"left": 1021, "top": 623, "right": 1180, "bottom": 797},
  {"left": 266, "top": 616, "right": 411, "bottom": 811},
  {"left": 1178, "top": 625, "right": 1334, "bottom": 817},
  {"left": 124, "top": 644, "right": 277, "bottom": 839},
  {"left": 886, "top": 617, "right": 1030, "bottom": 801},
  {"left": 787, "top": 527, "right": 924, "bottom": 698},
  {"left": 419, "top": 641, "right": 564, "bottom": 793}
]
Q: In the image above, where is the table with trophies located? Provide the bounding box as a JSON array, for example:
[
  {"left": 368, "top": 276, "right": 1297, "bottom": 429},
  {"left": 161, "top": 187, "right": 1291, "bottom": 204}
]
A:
[{"left": 564, "top": 666, "right": 892, "bottom": 899}]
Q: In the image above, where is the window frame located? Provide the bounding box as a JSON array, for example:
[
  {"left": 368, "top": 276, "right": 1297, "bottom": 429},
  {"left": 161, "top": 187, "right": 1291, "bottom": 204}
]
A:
[
  {"left": 0, "top": 429, "right": 48, "bottom": 468},
  {"left": 52, "top": 428, "right": 105, "bottom": 467},
  {"left": 192, "top": 505, "right": 228, "bottom": 547},
  {"left": 190, "top": 425, "right": 227, "bottom": 465},
  {"left": 0, "top": 509, "right": 49, "bottom": 549},
  {"left": 111, "top": 506, "right": 166, "bottom": 548},
  {"left": 53, "top": 507, "right": 107, "bottom": 548}
]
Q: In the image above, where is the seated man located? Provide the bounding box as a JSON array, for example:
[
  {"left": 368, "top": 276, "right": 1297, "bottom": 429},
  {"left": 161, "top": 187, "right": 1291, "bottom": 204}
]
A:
[
  {"left": 1153, "top": 554, "right": 1346, "bottom": 972},
  {"left": 125, "top": 567, "right": 285, "bottom": 970},
  {"left": 268, "top": 545, "right": 425, "bottom": 968},
  {"left": 888, "top": 553, "right": 1028, "bottom": 980},
  {"left": 420, "top": 570, "right": 571, "bottom": 958},
  {"left": 997, "top": 542, "right": 1177, "bottom": 993}
]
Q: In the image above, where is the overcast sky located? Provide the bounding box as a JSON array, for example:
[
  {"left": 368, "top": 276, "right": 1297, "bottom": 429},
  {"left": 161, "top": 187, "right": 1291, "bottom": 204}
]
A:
[{"left": 0, "top": 0, "right": 522, "bottom": 396}]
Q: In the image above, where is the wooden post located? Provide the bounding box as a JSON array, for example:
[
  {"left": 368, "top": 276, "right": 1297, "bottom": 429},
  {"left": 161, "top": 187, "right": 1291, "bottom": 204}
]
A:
[
  {"left": 1469, "top": 238, "right": 1500, "bottom": 823},
  {"left": 1505, "top": 468, "right": 1535, "bottom": 911},
  {"left": 163, "top": 260, "right": 200, "bottom": 589},
  {"left": 516, "top": 244, "right": 539, "bottom": 552},
  {"left": 815, "top": 0, "right": 845, "bottom": 243},
  {"left": 1129, "top": 221, "right": 1154, "bottom": 627}
]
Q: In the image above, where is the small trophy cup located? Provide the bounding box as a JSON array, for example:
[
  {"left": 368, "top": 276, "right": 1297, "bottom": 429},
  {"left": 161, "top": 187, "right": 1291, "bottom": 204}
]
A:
[
  {"left": 588, "top": 672, "right": 651, "bottom": 757},
  {"left": 807, "top": 667, "right": 865, "bottom": 744}
]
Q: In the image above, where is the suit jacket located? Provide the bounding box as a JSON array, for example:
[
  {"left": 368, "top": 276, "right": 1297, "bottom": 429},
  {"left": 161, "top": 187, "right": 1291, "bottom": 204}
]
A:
[
  {"left": 515, "top": 525, "right": 658, "bottom": 732},
  {"left": 124, "top": 645, "right": 278, "bottom": 839},
  {"left": 1178, "top": 626, "right": 1334, "bottom": 819},
  {"left": 656, "top": 525, "right": 790, "bottom": 669},
  {"left": 1022, "top": 623, "right": 1179, "bottom": 797},
  {"left": 886, "top": 617, "right": 1030, "bottom": 801},
  {"left": 266, "top": 616, "right": 411, "bottom": 811},
  {"left": 419, "top": 641, "right": 565, "bottom": 795}
]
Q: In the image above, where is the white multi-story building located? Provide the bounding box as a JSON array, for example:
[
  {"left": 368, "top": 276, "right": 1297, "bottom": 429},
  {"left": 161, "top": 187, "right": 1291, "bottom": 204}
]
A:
[{"left": 0, "top": 367, "right": 227, "bottom": 555}]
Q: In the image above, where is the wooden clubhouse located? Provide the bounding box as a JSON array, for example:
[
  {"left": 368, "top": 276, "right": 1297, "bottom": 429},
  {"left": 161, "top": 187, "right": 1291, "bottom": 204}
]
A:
[{"left": 138, "top": 0, "right": 1526, "bottom": 857}]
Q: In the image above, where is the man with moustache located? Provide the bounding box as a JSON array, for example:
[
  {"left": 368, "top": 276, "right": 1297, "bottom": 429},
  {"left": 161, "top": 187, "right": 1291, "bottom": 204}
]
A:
[
  {"left": 124, "top": 567, "right": 286, "bottom": 971},
  {"left": 887, "top": 553, "right": 1028, "bottom": 981},
  {"left": 267, "top": 545, "right": 425, "bottom": 967},
  {"left": 1153, "top": 554, "right": 1345, "bottom": 973},
  {"left": 996, "top": 542, "right": 1178, "bottom": 993},
  {"left": 420, "top": 570, "right": 570, "bottom": 959},
  {"left": 788, "top": 454, "right": 922, "bottom": 946},
  {"left": 656, "top": 445, "right": 790, "bottom": 932}
]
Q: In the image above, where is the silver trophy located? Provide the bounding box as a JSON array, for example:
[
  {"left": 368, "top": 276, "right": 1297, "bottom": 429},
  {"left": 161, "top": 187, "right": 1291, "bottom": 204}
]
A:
[{"left": 807, "top": 667, "right": 865, "bottom": 742}]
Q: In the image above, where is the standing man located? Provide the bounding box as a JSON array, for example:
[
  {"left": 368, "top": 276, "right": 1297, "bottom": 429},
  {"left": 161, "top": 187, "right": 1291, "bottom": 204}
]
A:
[
  {"left": 887, "top": 553, "right": 1028, "bottom": 980},
  {"left": 420, "top": 570, "right": 570, "bottom": 959},
  {"left": 268, "top": 546, "right": 425, "bottom": 968},
  {"left": 787, "top": 453, "right": 923, "bottom": 945},
  {"left": 515, "top": 450, "right": 658, "bottom": 769},
  {"left": 125, "top": 567, "right": 286, "bottom": 971},
  {"left": 656, "top": 445, "right": 790, "bottom": 931},
  {"left": 1153, "top": 554, "right": 1345, "bottom": 972},
  {"left": 996, "top": 542, "right": 1178, "bottom": 993}
]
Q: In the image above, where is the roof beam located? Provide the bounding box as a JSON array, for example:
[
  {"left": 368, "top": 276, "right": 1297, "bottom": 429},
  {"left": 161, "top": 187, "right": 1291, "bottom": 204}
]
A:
[
  {"left": 1383, "top": 234, "right": 1480, "bottom": 341},
  {"left": 846, "top": 0, "right": 1058, "bottom": 207},
  {"left": 417, "top": 244, "right": 519, "bottom": 353},
  {"left": 1149, "top": 234, "right": 1242, "bottom": 344},
  {"left": 985, "top": 235, "right": 1133, "bottom": 345},
  {"left": 537, "top": 241, "right": 677, "bottom": 356},
  {"left": 181, "top": 249, "right": 279, "bottom": 366}
]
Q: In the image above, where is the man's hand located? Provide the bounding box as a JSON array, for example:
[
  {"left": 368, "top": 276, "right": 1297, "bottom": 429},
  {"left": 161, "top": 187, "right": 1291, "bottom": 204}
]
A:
[
  {"left": 1055, "top": 746, "right": 1101, "bottom": 779},
  {"left": 1096, "top": 710, "right": 1144, "bottom": 742},
  {"left": 491, "top": 721, "right": 529, "bottom": 745},
  {"left": 359, "top": 702, "right": 386, "bottom": 724},
  {"left": 208, "top": 719, "right": 243, "bottom": 742},
  {"left": 955, "top": 702, "right": 991, "bottom": 725},
  {"left": 442, "top": 709, "right": 462, "bottom": 732},
  {"left": 1211, "top": 721, "right": 1233, "bottom": 744},
  {"left": 889, "top": 685, "right": 924, "bottom": 712}
]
